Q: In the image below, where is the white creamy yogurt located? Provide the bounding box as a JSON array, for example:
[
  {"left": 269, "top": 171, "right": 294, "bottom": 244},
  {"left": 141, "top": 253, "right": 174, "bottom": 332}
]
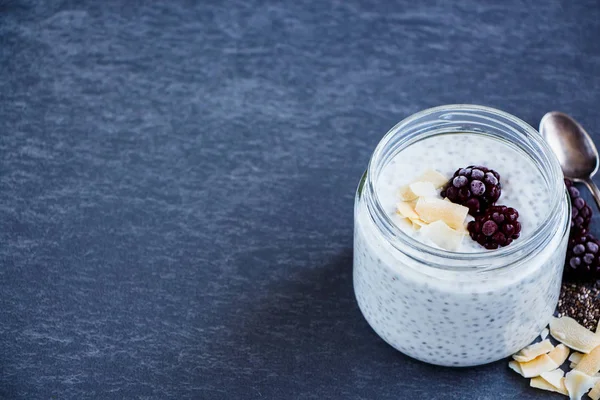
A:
[{"left": 354, "top": 132, "right": 569, "bottom": 366}]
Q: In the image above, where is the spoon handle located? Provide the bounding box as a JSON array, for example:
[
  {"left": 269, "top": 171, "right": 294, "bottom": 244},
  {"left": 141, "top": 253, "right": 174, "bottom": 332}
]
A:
[{"left": 582, "top": 178, "right": 600, "bottom": 211}]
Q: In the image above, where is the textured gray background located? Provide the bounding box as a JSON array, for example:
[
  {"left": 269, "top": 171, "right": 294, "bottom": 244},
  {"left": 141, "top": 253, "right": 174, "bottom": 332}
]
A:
[{"left": 2, "top": 0, "right": 600, "bottom": 399}]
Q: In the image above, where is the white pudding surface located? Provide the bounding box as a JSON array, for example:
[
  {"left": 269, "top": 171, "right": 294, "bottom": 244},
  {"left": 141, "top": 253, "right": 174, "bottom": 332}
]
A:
[{"left": 376, "top": 133, "right": 551, "bottom": 252}]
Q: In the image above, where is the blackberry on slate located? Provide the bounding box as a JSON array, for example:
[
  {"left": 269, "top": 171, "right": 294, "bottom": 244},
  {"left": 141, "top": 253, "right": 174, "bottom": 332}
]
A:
[
  {"left": 467, "top": 205, "right": 521, "bottom": 249},
  {"left": 441, "top": 166, "right": 501, "bottom": 215},
  {"left": 565, "top": 179, "right": 593, "bottom": 236},
  {"left": 564, "top": 233, "right": 600, "bottom": 281}
]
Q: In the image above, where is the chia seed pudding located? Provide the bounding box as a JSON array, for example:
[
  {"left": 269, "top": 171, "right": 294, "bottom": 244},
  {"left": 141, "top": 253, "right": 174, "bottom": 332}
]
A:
[{"left": 354, "top": 106, "right": 570, "bottom": 367}]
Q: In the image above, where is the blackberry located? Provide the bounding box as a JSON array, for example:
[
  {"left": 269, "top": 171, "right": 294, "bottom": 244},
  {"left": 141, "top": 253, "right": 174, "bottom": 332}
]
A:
[
  {"left": 467, "top": 205, "right": 521, "bottom": 249},
  {"left": 564, "top": 233, "right": 600, "bottom": 281},
  {"left": 565, "top": 179, "right": 592, "bottom": 236},
  {"left": 441, "top": 166, "right": 501, "bottom": 215}
]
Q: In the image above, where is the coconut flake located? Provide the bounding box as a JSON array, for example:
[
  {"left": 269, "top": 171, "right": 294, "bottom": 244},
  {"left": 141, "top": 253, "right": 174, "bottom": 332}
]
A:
[
  {"left": 513, "top": 339, "right": 554, "bottom": 362},
  {"left": 565, "top": 370, "right": 598, "bottom": 400},
  {"left": 508, "top": 360, "right": 525, "bottom": 377},
  {"left": 398, "top": 169, "right": 449, "bottom": 201},
  {"left": 589, "top": 381, "right": 600, "bottom": 400},
  {"left": 519, "top": 354, "right": 560, "bottom": 378},
  {"left": 531, "top": 376, "right": 568, "bottom": 396},
  {"left": 396, "top": 202, "right": 419, "bottom": 219},
  {"left": 575, "top": 345, "right": 600, "bottom": 376},
  {"left": 409, "top": 218, "right": 428, "bottom": 231},
  {"left": 540, "top": 368, "right": 566, "bottom": 390},
  {"left": 397, "top": 185, "right": 417, "bottom": 201},
  {"left": 548, "top": 344, "right": 570, "bottom": 366},
  {"left": 409, "top": 181, "right": 437, "bottom": 198},
  {"left": 415, "top": 197, "right": 468, "bottom": 230},
  {"left": 569, "top": 352, "right": 584, "bottom": 365},
  {"left": 415, "top": 169, "right": 448, "bottom": 188},
  {"left": 550, "top": 317, "right": 600, "bottom": 354},
  {"left": 419, "top": 220, "right": 465, "bottom": 251}
]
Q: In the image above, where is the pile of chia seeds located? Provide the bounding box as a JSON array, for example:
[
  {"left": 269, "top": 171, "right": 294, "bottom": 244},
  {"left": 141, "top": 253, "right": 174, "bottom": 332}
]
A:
[{"left": 557, "top": 282, "right": 600, "bottom": 330}]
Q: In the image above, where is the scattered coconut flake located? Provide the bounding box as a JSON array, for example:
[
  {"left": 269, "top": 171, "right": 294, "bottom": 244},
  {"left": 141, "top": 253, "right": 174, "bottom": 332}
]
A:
[
  {"left": 415, "top": 197, "right": 468, "bottom": 230},
  {"left": 409, "top": 181, "right": 437, "bottom": 198},
  {"left": 511, "top": 322, "right": 600, "bottom": 398},
  {"left": 550, "top": 317, "right": 600, "bottom": 354},
  {"left": 513, "top": 339, "right": 554, "bottom": 362},
  {"left": 548, "top": 344, "right": 570, "bottom": 366},
  {"left": 540, "top": 368, "right": 566, "bottom": 390},
  {"left": 508, "top": 360, "right": 525, "bottom": 377},
  {"left": 564, "top": 370, "right": 598, "bottom": 400},
  {"left": 396, "top": 202, "right": 419, "bottom": 219},
  {"left": 531, "top": 376, "right": 568, "bottom": 396},
  {"left": 589, "top": 380, "right": 600, "bottom": 400},
  {"left": 419, "top": 220, "right": 465, "bottom": 251},
  {"left": 518, "top": 354, "right": 560, "bottom": 378},
  {"left": 415, "top": 169, "right": 448, "bottom": 188},
  {"left": 540, "top": 328, "right": 549, "bottom": 340},
  {"left": 570, "top": 352, "right": 584, "bottom": 364},
  {"left": 575, "top": 345, "right": 600, "bottom": 376}
]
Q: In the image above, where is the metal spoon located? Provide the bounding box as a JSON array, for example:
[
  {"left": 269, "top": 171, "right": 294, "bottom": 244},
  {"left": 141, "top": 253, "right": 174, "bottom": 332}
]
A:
[{"left": 540, "top": 111, "right": 600, "bottom": 209}]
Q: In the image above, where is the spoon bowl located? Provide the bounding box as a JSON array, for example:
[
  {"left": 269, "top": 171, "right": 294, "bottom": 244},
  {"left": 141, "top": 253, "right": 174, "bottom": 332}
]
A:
[{"left": 540, "top": 111, "right": 600, "bottom": 209}]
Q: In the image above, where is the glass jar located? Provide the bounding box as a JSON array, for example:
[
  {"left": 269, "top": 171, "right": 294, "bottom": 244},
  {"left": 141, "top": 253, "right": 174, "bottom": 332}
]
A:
[{"left": 353, "top": 105, "right": 570, "bottom": 367}]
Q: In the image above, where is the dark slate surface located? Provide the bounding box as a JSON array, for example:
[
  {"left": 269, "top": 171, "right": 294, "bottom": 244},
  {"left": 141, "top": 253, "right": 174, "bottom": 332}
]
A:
[{"left": 2, "top": 0, "right": 600, "bottom": 398}]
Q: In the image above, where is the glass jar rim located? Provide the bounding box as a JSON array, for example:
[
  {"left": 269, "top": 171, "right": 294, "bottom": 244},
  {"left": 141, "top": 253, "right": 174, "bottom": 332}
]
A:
[{"left": 364, "top": 104, "right": 567, "bottom": 268}]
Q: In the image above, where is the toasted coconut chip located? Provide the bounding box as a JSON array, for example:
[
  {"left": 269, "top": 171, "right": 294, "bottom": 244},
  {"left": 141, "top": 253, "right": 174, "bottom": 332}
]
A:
[
  {"left": 548, "top": 344, "right": 570, "bottom": 366},
  {"left": 398, "top": 169, "right": 448, "bottom": 201},
  {"left": 398, "top": 185, "right": 418, "bottom": 202},
  {"left": 415, "top": 197, "right": 468, "bottom": 230},
  {"left": 519, "top": 354, "right": 560, "bottom": 378},
  {"left": 415, "top": 169, "right": 448, "bottom": 188},
  {"left": 396, "top": 202, "right": 419, "bottom": 219},
  {"left": 409, "top": 218, "right": 427, "bottom": 231},
  {"left": 575, "top": 345, "right": 600, "bottom": 376},
  {"left": 409, "top": 181, "right": 437, "bottom": 198},
  {"left": 531, "top": 376, "right": 568, "bottom": 396},
  {"left": 569, "top": 352, "right": 584, "bottom": 364},
  {"left": 419, "top": 220, "right": 464, "bottom": 251},
  {"left": 589, "top": 380, "right": 600, "bottom": 400},
  {"left": 540, "top": 368, "right": 566, "bottom": 390},
  {"left": 508, "top": 360, "right": 525, "bottom": 377},
  {"left": 513, "top": 339, "right": 554, "bottom": 362},
  {"left": 565, "top": 370, "right": 598, "bottom": 400},
  {"left": 540, "top": 328, "right": 549, "bottom": 340},
  {"left": 550, "top": 317, "right": 600, "bottom": 353}
]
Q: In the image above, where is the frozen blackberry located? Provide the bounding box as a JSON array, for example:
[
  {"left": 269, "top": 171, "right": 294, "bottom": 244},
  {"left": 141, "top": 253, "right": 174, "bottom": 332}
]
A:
[
  {"left": 565, "top": 179, "right": 593, "bottom": 236},
  {"left": 564, "top": 233, "right": 600, "bottom": 281},
  {"left": 441, "top": 166, "right": 501, "bottom": 215},
  {"left": 467, "top": 205, "right": 521, "bottom": 249}
]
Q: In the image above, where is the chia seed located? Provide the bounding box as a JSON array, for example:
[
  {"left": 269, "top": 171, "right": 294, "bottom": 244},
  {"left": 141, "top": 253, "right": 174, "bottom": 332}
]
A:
[{"left": 556, "top": 282, "right": 600, "bottom": 331}]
